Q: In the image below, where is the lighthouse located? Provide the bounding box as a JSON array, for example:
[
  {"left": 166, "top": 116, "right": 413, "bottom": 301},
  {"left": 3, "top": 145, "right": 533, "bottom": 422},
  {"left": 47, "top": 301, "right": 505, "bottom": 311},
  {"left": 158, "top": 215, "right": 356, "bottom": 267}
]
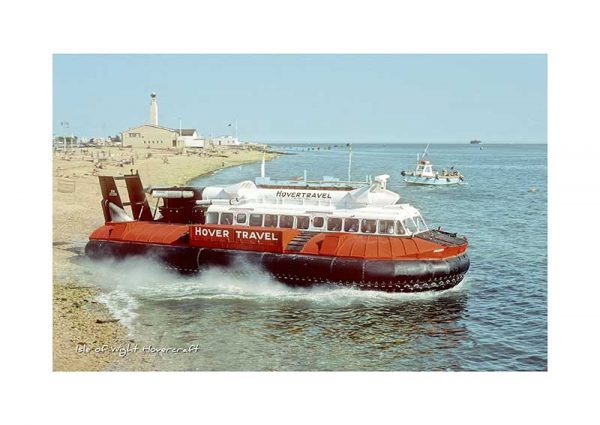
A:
[{"left": 149, "top": 92, "right": 158, "bottom": 126}]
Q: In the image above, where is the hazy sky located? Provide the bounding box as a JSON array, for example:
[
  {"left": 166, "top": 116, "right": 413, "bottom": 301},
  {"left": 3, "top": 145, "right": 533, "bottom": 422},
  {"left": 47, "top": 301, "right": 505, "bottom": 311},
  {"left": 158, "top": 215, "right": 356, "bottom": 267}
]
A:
[{"left": 53, "top": 54, "right": 546, "bottom": 143}]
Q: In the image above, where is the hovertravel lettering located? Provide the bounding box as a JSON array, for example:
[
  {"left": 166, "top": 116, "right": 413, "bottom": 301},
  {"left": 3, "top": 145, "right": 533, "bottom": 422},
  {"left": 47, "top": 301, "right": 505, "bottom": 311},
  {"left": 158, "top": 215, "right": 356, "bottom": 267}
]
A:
[
  {"left": 235, "top": 230, "right": 278, "bottom": 241},
  {"left": 275, "top": 190, "right": 332, "bottom": 199},
  {"left": 194, "top": 227, "right": 230, "bottom": 238},
  {"left": 194, "top": 227, "right": 278, "bottom": 242}
]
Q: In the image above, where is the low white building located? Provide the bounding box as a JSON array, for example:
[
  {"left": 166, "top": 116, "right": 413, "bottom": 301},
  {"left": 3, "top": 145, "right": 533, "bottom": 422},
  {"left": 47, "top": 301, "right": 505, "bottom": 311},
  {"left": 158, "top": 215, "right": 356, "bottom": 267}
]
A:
[
  {"left": 212, "top": 135, "right": 240, "bottom": 146},
  {"left": 174, "top": 129, "right": 199, "bottom": 146},
  {"left": 185, "top": 138, "right": 205, "bottom": 148},
  {"left": 175, "top": 129, "right": 205, "bottom": 148}
]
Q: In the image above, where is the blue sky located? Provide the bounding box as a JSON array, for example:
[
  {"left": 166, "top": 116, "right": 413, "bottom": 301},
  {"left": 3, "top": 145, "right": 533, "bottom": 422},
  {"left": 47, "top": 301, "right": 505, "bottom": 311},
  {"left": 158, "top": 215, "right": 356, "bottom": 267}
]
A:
[{"left": 53, "top": 54, "right": 546, "bottom": 143}]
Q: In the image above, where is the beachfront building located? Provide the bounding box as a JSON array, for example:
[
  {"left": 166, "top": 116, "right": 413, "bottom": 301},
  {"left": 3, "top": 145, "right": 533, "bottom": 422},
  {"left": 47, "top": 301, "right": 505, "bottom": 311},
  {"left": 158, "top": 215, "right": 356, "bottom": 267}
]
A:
[
  {"left": 120, "top": 92, "right": 187, "bottom": 150},
  {"left": 121, "top": 124, "right": 185, "bottom": 149},
  {"left": 53, "top": 135, "right": 77, "bottom": 149},
  {"left": 212, "top": 135, "right": 240, "bottom": 146},
  {"left": 184, "top": 137, "right": 206, "bottom": 148},
  {"left": 176, "top": 129, "right": 205, "bottom": 148}
]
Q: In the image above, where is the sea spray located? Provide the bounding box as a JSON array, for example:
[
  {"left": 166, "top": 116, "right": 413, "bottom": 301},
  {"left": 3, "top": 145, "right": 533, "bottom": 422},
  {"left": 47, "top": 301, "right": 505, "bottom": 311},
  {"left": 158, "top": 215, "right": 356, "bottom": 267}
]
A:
[
  {"left": 82, "top": 256, "right": 181, "bottom": 333},
  {"left": 79, "top": 242, "right": 473, "bottom": 371},
  {"left": 95, "top": 290, "right": 140, "bottom": 332},
  {"left": 84, "top": 254, "right": 468, "bottom": 310}
]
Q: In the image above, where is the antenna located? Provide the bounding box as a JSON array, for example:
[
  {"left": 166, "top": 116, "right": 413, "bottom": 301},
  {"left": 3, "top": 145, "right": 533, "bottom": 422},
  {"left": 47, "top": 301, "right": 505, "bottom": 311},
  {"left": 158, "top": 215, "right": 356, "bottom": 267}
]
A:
[
  {"left": 420, "top": 144, "right": 430, "bottom": 160},
  {"left": 347, "top": 144, "right": 352, "bottom": 181}
]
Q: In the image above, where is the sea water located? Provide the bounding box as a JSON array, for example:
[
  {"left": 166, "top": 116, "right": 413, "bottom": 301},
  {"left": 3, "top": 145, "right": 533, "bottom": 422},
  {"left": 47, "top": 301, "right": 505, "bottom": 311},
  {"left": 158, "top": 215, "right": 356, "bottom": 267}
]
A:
[{"left": 86, "top": 143, "right": 547, "bottom": 371}]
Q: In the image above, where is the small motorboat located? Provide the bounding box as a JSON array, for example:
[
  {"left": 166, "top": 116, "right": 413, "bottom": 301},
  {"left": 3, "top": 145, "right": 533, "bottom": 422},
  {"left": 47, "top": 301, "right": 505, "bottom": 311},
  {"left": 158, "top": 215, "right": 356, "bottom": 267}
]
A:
[{"left": 401, "top": 145, "right": 465, "bottom": 186}]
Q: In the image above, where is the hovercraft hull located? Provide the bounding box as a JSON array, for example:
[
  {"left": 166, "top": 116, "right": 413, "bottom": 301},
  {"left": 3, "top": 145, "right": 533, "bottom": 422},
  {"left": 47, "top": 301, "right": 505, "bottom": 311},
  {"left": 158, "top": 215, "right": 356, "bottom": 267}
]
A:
[{"left": 85, "top": 238, "right": 470, "bottom": 293}]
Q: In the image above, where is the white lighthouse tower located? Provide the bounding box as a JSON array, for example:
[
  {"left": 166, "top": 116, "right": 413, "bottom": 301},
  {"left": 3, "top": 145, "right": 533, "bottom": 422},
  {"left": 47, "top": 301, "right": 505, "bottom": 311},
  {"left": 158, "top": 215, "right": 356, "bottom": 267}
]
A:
[{"left": 149, "top": 92, "right": 158, "bottom": 126}]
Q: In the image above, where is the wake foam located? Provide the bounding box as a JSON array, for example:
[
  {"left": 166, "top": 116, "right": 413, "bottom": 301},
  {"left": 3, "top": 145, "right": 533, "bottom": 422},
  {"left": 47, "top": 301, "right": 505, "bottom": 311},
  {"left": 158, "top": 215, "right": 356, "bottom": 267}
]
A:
[
  {"left": 95, "top": 290, "right": 140, "bottom": 331},
  {"left": 80, "top": 256, "right": 470, "bottom": 330}
]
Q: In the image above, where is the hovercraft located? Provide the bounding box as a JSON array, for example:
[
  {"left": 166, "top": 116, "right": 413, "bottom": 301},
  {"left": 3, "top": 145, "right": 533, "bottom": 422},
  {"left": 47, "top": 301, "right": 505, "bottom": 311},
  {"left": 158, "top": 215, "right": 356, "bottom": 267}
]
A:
[{"left": 85, "top": 172, "right": 470, "bottom": 293}]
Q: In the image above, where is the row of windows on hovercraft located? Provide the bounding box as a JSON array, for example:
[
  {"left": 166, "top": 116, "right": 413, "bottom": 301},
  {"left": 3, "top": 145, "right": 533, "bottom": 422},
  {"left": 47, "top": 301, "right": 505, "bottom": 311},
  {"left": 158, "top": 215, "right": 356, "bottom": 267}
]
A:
[{"left": 205, "top": 212, "right": 427, "bottom": 235}]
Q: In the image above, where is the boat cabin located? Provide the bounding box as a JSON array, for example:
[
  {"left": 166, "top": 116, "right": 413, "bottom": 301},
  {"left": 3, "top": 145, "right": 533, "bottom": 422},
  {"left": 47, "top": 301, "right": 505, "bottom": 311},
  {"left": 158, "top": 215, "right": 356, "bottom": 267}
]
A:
[{"left": 414, "top": 160, "right": 435, "bottom": 177}]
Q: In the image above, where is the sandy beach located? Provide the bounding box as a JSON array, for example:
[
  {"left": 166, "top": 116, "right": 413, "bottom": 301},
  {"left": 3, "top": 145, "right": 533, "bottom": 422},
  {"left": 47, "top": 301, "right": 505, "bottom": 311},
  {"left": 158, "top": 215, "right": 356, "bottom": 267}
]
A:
[{"left": 53, "top": 145, "right": 275, "bottom": 371}]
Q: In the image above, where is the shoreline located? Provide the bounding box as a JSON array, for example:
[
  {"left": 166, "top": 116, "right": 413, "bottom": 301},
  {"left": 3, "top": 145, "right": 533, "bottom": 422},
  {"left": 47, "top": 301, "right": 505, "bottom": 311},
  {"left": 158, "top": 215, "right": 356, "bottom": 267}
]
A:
[{"left": 53, "top": 145, "right": 276, "bottom": 371}]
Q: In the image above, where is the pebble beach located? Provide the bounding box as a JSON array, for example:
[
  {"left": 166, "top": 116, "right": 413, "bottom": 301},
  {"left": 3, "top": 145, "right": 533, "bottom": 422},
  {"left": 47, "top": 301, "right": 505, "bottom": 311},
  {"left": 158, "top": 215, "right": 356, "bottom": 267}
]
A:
[{"left": 52, "top": 145, "right": 274, "bottom": 371}]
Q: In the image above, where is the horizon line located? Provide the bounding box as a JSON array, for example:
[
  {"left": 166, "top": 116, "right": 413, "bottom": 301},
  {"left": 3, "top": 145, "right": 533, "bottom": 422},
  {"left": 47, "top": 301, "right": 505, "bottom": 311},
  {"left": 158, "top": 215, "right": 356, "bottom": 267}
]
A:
[{"left": 262, "top": 140, "right": 547, "bottom": 144}]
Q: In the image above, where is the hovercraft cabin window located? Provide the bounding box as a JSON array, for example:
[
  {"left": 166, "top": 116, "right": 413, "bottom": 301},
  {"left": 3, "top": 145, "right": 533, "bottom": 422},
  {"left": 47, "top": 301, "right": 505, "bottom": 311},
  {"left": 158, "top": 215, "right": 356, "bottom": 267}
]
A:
[
  {"left": 327, "top": 217, "right": 342, "bottom": 231},
  {"left": 296, "top": 216, "right": 310, "bottom": 230},
  {"left": 236, "top": 213, "right": 247, "bottom": 224},
  {"left": 220, "top": 213, "right": 233, "bottom": 225},
  {"left": 279, "top": 215, "right": 294, "bottom": 228},
  {"left": 344, "top": 218, "right": 359, "bottom": 232},
  {"left": 206, "top": 212, "right": 219, "bottom": 224},
  {"left": 395, "top": 221, "right": 406, "bottom": 235},
  {"left": 403, "top": 218, "right": 418, "bottom": 234},
  {"left": 379, "top": 220, "right": 395, "bottom": 235},
  {"left": 249, "top": 213, "right": 263, "bottom": 226},
  {"left": 361, "top": 219, "right": 377, "bottom": 234},
  {"left": 415, "top": 216, "right": 427, "bottom": 232},
  {"left": 312, "top": 217, "right": 324, "bottom": 228},
  {"left": 264, "top": 214, "right": 278, "bottom": 228}
]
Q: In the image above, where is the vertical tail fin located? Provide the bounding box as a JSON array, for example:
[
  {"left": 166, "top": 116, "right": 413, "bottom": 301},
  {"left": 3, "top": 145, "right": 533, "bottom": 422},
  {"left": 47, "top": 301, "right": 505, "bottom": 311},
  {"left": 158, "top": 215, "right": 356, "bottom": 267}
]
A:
[
  {"left": 98, "top": 173, "right": 153, "bottom": 222},
  {"left": 99, "top": 176, "right": 124, "bottom": 222},
  {"left": 124, "top": 174, "right": 153, "bottom": 221}
]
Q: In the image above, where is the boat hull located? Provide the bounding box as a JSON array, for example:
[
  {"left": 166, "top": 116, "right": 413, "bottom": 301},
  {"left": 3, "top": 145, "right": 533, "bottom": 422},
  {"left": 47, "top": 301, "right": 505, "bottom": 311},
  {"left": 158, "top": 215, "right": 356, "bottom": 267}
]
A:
[
  {"left": 404, "top": 175, "right": 463, "bottom": 185},
  {"left": 85, "top": 240, "right": 470, "bottom": 293}
]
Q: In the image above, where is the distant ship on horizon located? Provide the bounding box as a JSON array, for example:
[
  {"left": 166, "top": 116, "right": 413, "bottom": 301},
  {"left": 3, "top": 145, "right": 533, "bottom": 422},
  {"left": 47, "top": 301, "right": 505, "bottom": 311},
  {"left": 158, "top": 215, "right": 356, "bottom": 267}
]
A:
[{"left": 470, "top": 140, "right": 482, "bottom": 144}]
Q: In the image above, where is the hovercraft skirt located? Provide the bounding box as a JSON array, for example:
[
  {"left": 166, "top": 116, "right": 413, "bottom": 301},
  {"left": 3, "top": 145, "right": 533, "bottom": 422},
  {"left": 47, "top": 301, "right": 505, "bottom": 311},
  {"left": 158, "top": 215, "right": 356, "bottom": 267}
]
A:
[{"left": 85, "top": 240, "right": 470, "bottom": 293}]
